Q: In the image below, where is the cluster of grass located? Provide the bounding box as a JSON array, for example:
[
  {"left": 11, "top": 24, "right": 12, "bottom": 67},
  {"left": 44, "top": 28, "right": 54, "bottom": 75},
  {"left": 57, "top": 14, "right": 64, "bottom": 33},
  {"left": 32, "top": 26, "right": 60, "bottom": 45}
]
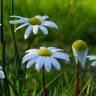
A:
[{"left": 0, "top": 0, "right": 96, "bottom": 96}]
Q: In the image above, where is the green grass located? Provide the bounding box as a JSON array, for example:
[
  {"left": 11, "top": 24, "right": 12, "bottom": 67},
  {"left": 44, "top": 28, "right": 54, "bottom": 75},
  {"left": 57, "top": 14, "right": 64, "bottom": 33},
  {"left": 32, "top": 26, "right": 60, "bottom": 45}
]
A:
[{"left": 1, "top": 0, "right": 96, "bottom": 96}]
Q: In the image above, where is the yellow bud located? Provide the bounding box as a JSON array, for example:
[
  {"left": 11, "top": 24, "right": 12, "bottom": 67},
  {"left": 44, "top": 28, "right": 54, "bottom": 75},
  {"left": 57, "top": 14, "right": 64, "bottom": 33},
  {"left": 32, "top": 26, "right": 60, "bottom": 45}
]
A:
[{"left": 72, "top": 40, "right": 87, "bottom": 51}]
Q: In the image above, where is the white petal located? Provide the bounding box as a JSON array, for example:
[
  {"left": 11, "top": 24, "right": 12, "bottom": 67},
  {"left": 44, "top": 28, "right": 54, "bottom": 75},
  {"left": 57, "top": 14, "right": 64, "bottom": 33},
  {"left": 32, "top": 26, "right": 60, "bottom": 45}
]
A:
[
  {"left": 44, "top": 57, "right": 51, "bottom": 72},
  {"left": 40, "top": 46, "right": 47, "bottom": 49},
  {"left": 39, "top": 25, "right": 48, "bottom": 34},
  {"left": 22, "top": 54, "right": 37, "bottom": 64},
  {"left": 0, "top": 66, "right": 2, "bottom": 69},
  {"left": 52, "top": 52, "right": 70, "bottom": 61},
  {"left": 9, "top": 17, "right": 29, "bottom": 24},
  {"left": 35, "top": 56, "right": 44, "bottom": 71},
  {"left": 36, "top": 15, "right": 49, "bottom": 21},
  {"left": 9, "top": 20, "right": 23, "bottom": 24},
  {"left": 0, "top": 70, "right": 5, "bottom": 79},
  {"left": 91, "top": 61, "right": 96, "bottom": 67},
  {"left": 0, "top": 24, "right": 1, "bottom": 26},
  {"left": 26, "top": 58, "right": 36, "bottom": 68},
  {"left": 51, "top": 57, "right": 61, "bottom": 70},
  {"left": 72, "top": 48, "right": 88, "bottom": 68},
  {"left": 21, "top": 18, "right": 29, "bottom": 22},
  {"left": 35, "top": 15, "right": 42, "bottom": 19},
  {"left": 48, "top": 47, "right": 57, "bottom": 50},
  {"left": 87, "top": 56, "right": 96, "bottom": 60},
  {"left": 26, "top": 49, "right": 38, "bottom": 53},
  {"left": 48, "top": 47, "right": 63, "bottom": 53},
  {"left": 51, "top": 49, "right": 63, "bottom": 53},
  {"left": 10, "top": 16, "right": 24, "bottom": 19},
  {"left": 42, "top": 21, "right": 58, "bottom": 29},
  {"left": 41, "top": 16, "right": 49, "bottom": 20},
  {"left": 32, "top": 25, "right": 39, "bottom": 34},
  {"left": 14, "top": 23, "right": 29, "bottom": 32},
  {"left": 24, "top": 25, "right": 32, "bottom": 39}
]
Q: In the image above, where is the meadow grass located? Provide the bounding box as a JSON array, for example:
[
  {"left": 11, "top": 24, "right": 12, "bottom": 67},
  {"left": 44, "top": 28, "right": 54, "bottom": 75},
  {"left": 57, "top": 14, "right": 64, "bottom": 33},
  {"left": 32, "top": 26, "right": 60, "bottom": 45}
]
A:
[{"left": 0, "top": 0, "right": 96, "bottom": 96}]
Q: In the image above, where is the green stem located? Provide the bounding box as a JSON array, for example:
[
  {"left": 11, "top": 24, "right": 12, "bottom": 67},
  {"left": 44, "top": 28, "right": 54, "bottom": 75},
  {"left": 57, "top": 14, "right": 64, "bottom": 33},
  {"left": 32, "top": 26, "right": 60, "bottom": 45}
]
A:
[
  {"left": 11, "top": 0, "right": 22, "bottom": 96},
  {"left": 11, "top": 0, "right": 20, "bottom": 66},
  {"left": 42, "top": 66, "right": 47, "bottom": 96},
  {"left": 1, "top": 0, "right": 11, "bottom": 95},
  {"left": 0, "top": 81, "right": 3, "bottom": 95},
  {"left": 1, "top": 0, "right": 4, "bottom": 45},
  {"left": 39, "top": 71, "right": 63, "bottom": 95},
  {"left": 76, "top": 60, "right": 80, "bottom": 96},
  {"left": 27, "top": 39, "right": 32, "bottom": 49}
]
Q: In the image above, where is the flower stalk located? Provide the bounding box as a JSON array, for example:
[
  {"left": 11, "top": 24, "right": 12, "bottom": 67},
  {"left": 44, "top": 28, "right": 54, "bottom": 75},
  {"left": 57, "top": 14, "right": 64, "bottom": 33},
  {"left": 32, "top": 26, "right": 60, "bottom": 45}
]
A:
[
  {"left": 1, "top": 0, "right": 11, "bottom": 95},
  {"left": 11, "top": 0, "right": 23, "bottom": 96},
  {"left": 11, "top": 0, "right": 20, "bottom": 66},
  {"left": 76, "top": 60, "right": 80, "bottom": 96},
  {"left": 1, "top": 0, "right": 4, "bottom": 45},
  {"left": 42, "top": 66, "right": 47, "bottom": 96}
]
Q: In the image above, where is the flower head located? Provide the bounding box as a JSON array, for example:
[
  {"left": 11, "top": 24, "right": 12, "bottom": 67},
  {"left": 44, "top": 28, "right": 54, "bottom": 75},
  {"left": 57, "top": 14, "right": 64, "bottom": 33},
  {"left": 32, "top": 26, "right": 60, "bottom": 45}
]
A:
[
  {"left": 9, "top": 15, "right": 58, "bottom": 39},
  {"left": 22, "top": 47, "right": 70, "bottom": 72},
  {"left": 0, "top": 66, "right": 5, "bottom": 79},
  {"left": 72, "top": 40, "right": 88, "bottom": 68}
]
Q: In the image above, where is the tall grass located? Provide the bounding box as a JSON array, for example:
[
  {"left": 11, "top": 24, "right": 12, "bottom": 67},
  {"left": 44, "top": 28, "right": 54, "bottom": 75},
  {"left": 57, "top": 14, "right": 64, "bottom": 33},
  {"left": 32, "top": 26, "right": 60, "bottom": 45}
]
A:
[
  {"left": 1, "top": 0, "right": 11, "bottom": 95},
  {"left": 10, "top": 0, "right": 22, "bottom": 95}
]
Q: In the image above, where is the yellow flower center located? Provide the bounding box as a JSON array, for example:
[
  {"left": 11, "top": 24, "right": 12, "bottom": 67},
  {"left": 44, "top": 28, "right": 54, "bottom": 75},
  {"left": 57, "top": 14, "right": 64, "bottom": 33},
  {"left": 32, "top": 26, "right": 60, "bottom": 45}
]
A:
[
  {"left": 28, "top": 17, "right": 41, "bottom": 25},
  {"left": 37, "top": 48, "right": 52, "bottom": 56},
  {"left": 72, "top": 40, "right": 87, "bottom": 51}
]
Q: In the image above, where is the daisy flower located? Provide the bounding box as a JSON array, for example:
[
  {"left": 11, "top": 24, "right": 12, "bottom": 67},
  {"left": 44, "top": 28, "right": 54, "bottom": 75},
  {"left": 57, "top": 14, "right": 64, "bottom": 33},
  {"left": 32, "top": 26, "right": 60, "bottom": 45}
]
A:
[
  {"left": 87, "top": 56, "right": 96, "bottom": 66},
  {"left": 9, "top": 15, "right": 58, "bottom": 39},
  {"left": 0, "top": 66, "right": 5, "bottom": 79},
  {"left": 72, "top": 40, "right": 88, "bottom": 68},
  {"left": 22, "top": 47, "right": 70, "bottom": 72}
]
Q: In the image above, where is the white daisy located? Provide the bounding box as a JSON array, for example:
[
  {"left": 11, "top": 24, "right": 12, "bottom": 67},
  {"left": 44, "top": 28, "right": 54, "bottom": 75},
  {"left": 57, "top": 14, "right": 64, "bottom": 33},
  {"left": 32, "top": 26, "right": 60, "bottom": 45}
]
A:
[
  {"left": 9, "top": 15, "right": 58, "bottom": 39},
  {"left": 22, "top": 47, "right": 70, "bottom": 72},
  {"left": 0, "top": 66, "right": 5, "bottom": 79},
  {"left": 72, "top": 40, "right": 88, "bottom": 68},
  {"left": 87, "top": 56, "right": 96, "bottom": 66}
]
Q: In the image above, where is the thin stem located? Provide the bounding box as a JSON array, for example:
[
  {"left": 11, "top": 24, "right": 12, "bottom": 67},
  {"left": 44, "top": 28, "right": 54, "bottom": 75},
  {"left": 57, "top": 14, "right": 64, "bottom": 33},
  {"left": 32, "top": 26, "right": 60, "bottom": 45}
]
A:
[
  {"left": 11, "top": 0, "right": 22, "bottom": 96},
  {"left": 76, "top": 60, "right": 80, "bottom": 96},
  {"left": 27, "top": 39, "right": 32, "bottom": 49},
  {"left": 1, "top": 0, "right": 11, "bottom": 95},
  {"left": 11, "top": 0, "right": 20, "bottom": 66},
  {"left": 42, "top": 66, "right": 47, "bottom": 96},
  {"left": 0, "top": 82, "right": 3, "bottom": 95},
  {"left": 1, "top": 0, "right": 4, "bottom": 45}
]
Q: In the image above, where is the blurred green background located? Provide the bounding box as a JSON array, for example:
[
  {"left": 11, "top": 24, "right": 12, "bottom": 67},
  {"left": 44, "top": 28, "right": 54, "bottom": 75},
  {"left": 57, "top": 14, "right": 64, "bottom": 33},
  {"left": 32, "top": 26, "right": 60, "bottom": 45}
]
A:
[
  {"left": 1, "top": 0, "right": 96, "bottom": 59},
  {"left": 1, "top": 0, "right": 96, "bottom": 60},
  {"left": 1, "top": 0, "right": 96, "bottom": 95},
  {"left": 3, "top": 0, "right": 96, "bottom": 49}
]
